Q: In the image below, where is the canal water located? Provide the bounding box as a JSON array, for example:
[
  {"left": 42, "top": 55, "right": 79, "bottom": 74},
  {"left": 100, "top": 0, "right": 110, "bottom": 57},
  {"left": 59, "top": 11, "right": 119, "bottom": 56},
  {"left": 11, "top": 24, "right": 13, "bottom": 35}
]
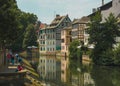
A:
[{"left": 38, "top": 55, "right": 120, "bottom": 86}]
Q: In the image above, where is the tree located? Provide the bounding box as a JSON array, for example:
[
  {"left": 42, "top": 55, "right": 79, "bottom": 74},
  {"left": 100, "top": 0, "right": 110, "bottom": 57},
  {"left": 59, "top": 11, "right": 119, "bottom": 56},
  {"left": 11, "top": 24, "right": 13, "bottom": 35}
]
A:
[
  {"left": 0, "top": 0, "right": 19, "bottom": 48},
  {"left": 23, "top": 24, "right": 38, "bottom": 49},
  {"left": 113, "top": 43, "right": 120, "bottom": 65},
  {"left": 68, "top": 40, "right": 84, "bottom": 72},
  {"left": 69, "top": 40, "right": 80, "bottom": 61},
  {"left": 88, "top": 12, "right": 120, "bottom": 65},
  {"left": 11, "top": 11, "right": 38, "bottom": 51}
]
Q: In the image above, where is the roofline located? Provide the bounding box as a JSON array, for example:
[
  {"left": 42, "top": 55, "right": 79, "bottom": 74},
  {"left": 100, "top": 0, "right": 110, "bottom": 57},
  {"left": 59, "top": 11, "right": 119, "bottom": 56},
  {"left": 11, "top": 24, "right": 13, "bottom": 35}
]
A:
[{"left": 87, "top": 1, "right": 112, "bottom": 17}]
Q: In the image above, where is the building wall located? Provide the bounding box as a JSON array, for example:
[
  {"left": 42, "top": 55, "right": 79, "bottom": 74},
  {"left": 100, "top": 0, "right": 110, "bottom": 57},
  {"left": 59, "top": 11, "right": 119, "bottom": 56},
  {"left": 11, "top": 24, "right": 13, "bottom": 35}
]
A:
[
  {"left": 72, "top": 24, "right": 79, "bottom": 41},
  {"left": 56, "top": 17, "right": 71, "bottom": 51},
  {"left": 46, "top": 29, "right": 56, "bottom": 52},
  {"left": 39, "top": 28, "right": 56, "bottom": 53},
  {"left": 78, "top": 24, "right": 85, "bottom": 42},
  {"left": 39, "top": 15, "right": 71, "bottom": 53},
  {"left": 61, "top": 28, "right": 71, "bottom": 54},
  {"left": 39, "top": 29, "right": 46, "bottom": 53},
  {"left": 84, "top": 26, "right": 89, "bottom": 45}
]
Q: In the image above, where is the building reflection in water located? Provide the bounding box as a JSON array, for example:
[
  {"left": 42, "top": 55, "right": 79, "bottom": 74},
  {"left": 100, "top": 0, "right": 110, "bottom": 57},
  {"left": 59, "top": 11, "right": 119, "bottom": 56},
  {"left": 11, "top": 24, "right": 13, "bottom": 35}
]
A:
[
  {"left": 38, "top": 54, "right": 95, "bottom": 86},
  {"left": 71, "top": 72, "right": 95, "bottom": 86},
  {"left": 69, "top": 61, "right": 95, "bottom": 86},
  {"left": 38, "top": 55, "right": 61, "bottom": 82},
  {"left": 61, "top": 53, "right": 68, "bottom": 83},
  {"left": 84, "top": 72, "right": 95, "bottom": 86}
]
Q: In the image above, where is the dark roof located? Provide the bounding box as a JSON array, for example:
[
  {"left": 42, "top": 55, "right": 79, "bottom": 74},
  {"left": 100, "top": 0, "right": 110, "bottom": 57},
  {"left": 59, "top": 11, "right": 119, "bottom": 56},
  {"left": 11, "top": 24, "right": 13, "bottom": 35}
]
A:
[
  {"left": 72, "top": 19, "right": 79, "bottom": 24},
  {"left": 72, "top": 16, "right": 90, "bottom": 24},
  {"left": 47, "top": 15, "right": 68, "bottom": 29},
  {"left": 99, "top": 1, "right": 112, "bottom": 10},
  {"left": 88, "top": 1, "right": 112, "bottom": 17}
]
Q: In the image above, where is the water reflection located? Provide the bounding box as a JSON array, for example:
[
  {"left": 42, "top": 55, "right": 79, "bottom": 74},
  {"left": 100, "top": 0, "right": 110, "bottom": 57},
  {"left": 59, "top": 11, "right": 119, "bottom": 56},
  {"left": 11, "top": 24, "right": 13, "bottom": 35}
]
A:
[
  {"left": 37, "top": 55, "right": 61, "bottom": 83},
  {"left": 38, "top": 55, "right": 120, "bottom": 86},
  {"left": 91, "top": 65, "right": 120, "bottom": 86}
]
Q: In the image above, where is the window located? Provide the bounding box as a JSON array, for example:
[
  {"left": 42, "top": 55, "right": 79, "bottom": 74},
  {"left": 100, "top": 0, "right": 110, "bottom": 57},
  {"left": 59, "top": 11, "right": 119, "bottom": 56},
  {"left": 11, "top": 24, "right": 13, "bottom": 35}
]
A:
[
  {"left": 62, "top": 46, "right": 64, "bottom": 50},
  {"left": 61, "top": 70, "right": 64, "bottom": 74},
  {"left": 53, "top": 41, "right": 54, "bottom": 45},
  {"left": 41, "top": 36, "right": 42, "bottom": 39},
  {"left": 47, "top": 48, "right": 49, "bottom": 51},
  {"left": 61, "top": 39, "right": 64, "bottom": 42},
  {"left": 43, "top": 41, "right": 45, "bottom": 44},
  {"left": 69, "top": 31, "right": 71, "bottom": 35},
  {"left": 62, "top": 23, "right": 64, "bottom": 27},
  {"left": 70, "top": 38, "right": 72, "bottom": 42},
  {"left": 41, "top": 47, "right": 42, "bottom": 51}
]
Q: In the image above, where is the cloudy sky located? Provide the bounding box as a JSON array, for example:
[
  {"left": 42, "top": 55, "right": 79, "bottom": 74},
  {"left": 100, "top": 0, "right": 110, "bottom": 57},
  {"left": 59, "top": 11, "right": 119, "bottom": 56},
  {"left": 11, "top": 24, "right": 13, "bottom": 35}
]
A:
[{"left": 16, "top": 0, "right": 111, "bottom": 24}]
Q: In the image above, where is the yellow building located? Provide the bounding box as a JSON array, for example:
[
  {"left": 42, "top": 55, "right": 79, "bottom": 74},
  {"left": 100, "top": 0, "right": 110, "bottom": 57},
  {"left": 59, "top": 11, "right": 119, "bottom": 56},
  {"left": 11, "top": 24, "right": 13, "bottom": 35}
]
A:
[{"left": 61, "top": 27, "right": 72, "bottom": 55}]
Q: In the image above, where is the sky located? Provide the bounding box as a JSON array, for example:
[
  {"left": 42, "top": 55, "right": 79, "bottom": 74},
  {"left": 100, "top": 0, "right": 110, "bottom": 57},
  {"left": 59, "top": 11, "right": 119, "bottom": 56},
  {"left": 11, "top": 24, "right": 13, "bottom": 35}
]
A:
[{"left": 16, "top": 0, "right": 111, "bottom": 24}]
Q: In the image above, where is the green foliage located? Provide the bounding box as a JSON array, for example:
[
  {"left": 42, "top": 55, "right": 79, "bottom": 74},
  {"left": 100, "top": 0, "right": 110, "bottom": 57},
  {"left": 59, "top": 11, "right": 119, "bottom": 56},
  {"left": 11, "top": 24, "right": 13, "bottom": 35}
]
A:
[
  {"left": 91, "top": 65, "right": 120, "bottom": 86},
  {"left": 11, "top": 10, "right": 38, "bottom": 51},
  {"left": 88, "top": 11, "right": 102, "bottom": 44},
  {"left": 0, "top": 0, "right": 38, "bottom": 51},
  {"left": 69, "top": 40, "right": 80, "bottom": 60},
  {"left": 0, "top": 0, "right": 19, "bottom": 46},
  {"left": 88, "top": 12, "right": 120, "bottom": 65},
  {"left": 113, "top": 44, "right": 120, "bottom": 65},
  {"left": 23, "top": 24, "right": 38, "bottom": 49},
  {"left": 34, "top": 21, "right": 41, "bottom": 30},
  {"left": 69, "top": 40, "right": 84, "bottom": 71},
  {"left": 100, "top": 49, "right": 114, "bottom": 65}
]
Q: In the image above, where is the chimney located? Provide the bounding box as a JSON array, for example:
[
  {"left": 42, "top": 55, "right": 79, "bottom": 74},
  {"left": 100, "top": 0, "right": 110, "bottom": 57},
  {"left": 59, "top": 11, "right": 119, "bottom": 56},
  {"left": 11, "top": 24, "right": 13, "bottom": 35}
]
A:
[
  {"left": 92, "top": 8, "right": 97, "bottom": 13},
  {"left": 56, "top": 14, "right": 60, "bottom": 18},
  {"left": 102, "top": 0, "right": 104, "bottom": 6}
]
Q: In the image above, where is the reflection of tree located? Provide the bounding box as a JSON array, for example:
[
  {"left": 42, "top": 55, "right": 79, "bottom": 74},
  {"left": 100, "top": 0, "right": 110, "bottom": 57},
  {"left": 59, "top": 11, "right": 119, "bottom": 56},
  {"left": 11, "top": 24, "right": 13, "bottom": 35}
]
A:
[
  {"left": 91, "top": 65, "right": 120, "bottom": 86},
  {"left": 68, "top": 61, "right": 93, "bottom": 86}
]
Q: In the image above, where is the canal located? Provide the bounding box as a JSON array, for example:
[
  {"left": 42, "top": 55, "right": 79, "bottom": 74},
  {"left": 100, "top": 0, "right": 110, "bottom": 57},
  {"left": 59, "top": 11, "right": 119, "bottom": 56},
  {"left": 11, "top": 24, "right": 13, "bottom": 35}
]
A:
[{"left": 37, "top": 55, "right": 120, "bottom": 86}]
